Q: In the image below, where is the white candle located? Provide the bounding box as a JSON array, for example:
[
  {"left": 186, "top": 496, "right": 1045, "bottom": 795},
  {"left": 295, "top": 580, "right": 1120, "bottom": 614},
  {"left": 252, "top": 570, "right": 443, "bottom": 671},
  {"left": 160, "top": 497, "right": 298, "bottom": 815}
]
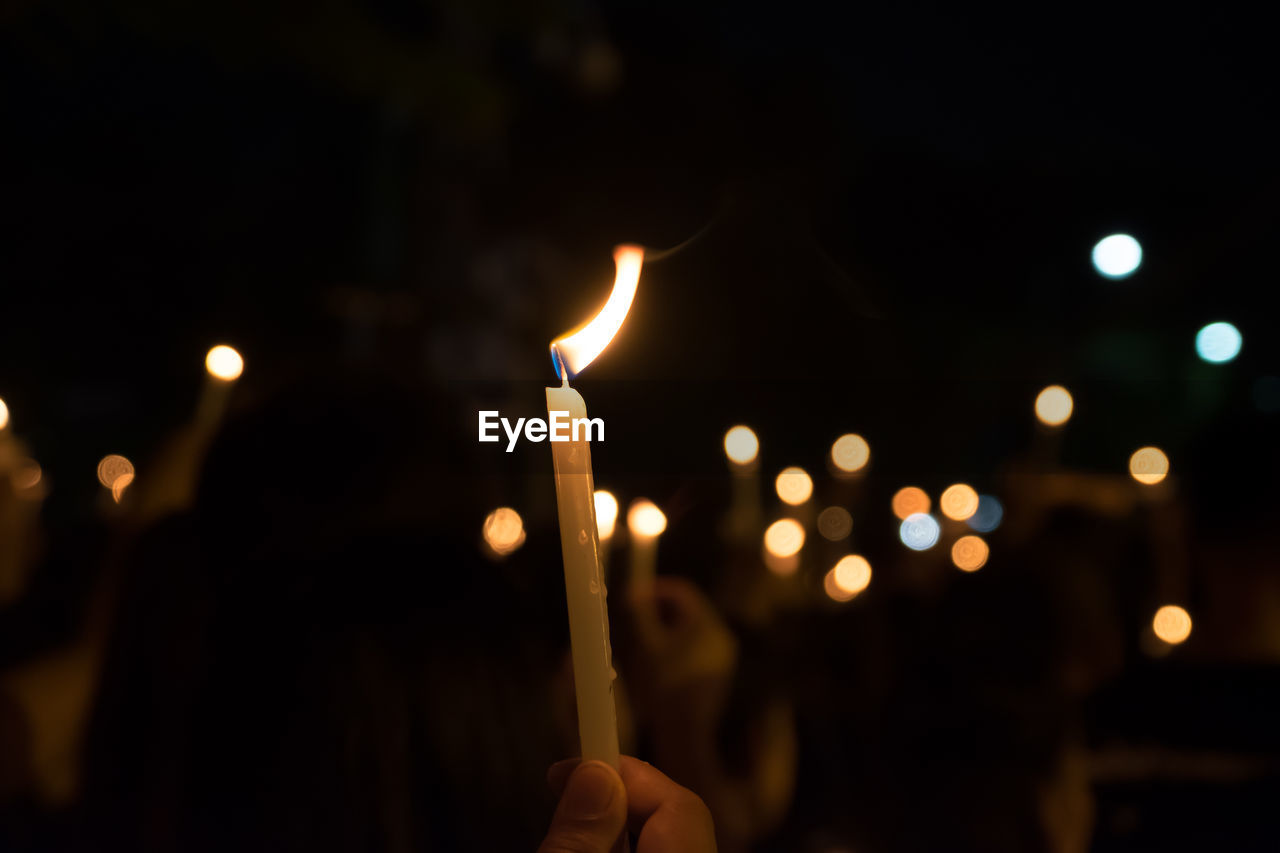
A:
[
  {"left": 546, "top": 380, "right": 619, "bottom": 764},
  {"left": 547, "top": 245, "right": 644, "bottom": 766}
]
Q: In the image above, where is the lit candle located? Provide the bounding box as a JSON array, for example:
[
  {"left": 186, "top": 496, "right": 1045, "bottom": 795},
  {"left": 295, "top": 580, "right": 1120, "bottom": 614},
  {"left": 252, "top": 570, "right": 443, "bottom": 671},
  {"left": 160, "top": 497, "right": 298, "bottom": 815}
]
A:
[
  {"left": 197, "top": 344, "right": 244, "bottom": 431},
  {"left": 594, "top": 489, "right": 619, "bottom": 577},
  {"left": 546, "top": 245, "right": 643, "bottom": 767},
  {"left": 1031, "top": 384, "right": 1072, "bottom": 468},
  {"left": 722, "top": 425, "right": 761, "bottom": 544},
  {"left": 626, "top": 498, "right": 667, "bottom": 594}
]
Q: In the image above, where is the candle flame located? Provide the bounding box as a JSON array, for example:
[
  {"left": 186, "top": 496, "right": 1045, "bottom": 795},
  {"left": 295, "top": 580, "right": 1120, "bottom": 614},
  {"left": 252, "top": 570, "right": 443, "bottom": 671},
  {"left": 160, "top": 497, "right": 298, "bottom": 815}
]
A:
[
  {"left": 627, "top": 498, "right": 667, "bottom": 539},
  {"left": 594, "top": 490, "right": 619, "bottom": 540},
  {"left": 206, "top": 345, "right": 245, "bottom": 382},
  {"left": 550, "top": 245, "right": 645, "bottom": 379}
]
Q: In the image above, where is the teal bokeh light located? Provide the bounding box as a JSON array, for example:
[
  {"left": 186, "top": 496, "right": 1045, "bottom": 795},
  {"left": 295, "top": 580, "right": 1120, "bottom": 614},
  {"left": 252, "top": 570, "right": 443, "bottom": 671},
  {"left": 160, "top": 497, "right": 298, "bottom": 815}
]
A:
[
  {"left": 1195, "top": 321, "right": 1242, "bottom": 364},
  {"left": 1091, "top": 233, "right": 1142, "bottom": 279}
]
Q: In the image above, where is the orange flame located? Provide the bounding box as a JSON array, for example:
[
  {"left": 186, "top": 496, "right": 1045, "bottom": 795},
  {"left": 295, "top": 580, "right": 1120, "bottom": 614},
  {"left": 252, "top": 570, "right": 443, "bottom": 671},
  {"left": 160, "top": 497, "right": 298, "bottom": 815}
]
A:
[{"left": 550, "top": 246, "right": 644, "bottom": 379}]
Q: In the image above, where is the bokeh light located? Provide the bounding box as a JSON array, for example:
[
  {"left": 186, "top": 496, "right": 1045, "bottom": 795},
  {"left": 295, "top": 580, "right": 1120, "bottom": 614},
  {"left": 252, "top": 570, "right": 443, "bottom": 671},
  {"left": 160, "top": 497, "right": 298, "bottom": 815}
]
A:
[
  {"left": 13, "top": 460, "right": 42, "bottom": 492},
  {"left": 899, "top": 513, "right": 941, "bottom": 551},
  {"left": 825, "top": 555, "right": 872, "bottom": 601},
  {"left": 1129, "top": 446, "right": 1169, "bottom": 485},
  {"left": 891, "top": 487, "right": 930, "bottom": 520},
  {"left": 966, "top": 495, "right": 1004, "bottom": 533},
  {"left": 1034, "top": 385, "right": 1074, "bottom": 426},
  {"left": 0, "top": 397, "right": 8, "bottom": 430},
  {"left": 817, "top": 506, "right": 853, "bottom": 541},
  {"left": 951, "top": 535, "right": 989, "bottom": 572},
  {"left": 112, "top": 472, "right": 134, "bottom": 503},
  {"left": 1152, "top": 604, "right": 1192, "bottom": 645},
  {"left": 482, "top": 507, "right": 525, "bottom": 556},
  {"left": 775, "top": 467, "right": 814, "bottom": 505},
  {"left": 830, "top": 433, "right": 870, "bottom": 473},
  {"left": 724, "top": 425, "right": 759, "bottom": 465},
  {"left": 1091, "top": 233, "right": 1142, "bottom": 279},
  {"left": 628, "top": 499, "right": 667, "bottom": 538},
  {"left": 97, "top": 454, "right": 134, "bottom": 490},
  {"left": 205, "top": 345, "right": 245, "bottom": 381},
  {"left": 764, "top": 518, "right": 805, "bottom": 559},
  {"left": 1195, "top": 321, "right": 1242, "bottom": 364},
  {"left": 939, "top": 483, "right": 980, "bottom": 521},
  {"left": 593, "top": 490, "right": 618, "bottom": 540}
]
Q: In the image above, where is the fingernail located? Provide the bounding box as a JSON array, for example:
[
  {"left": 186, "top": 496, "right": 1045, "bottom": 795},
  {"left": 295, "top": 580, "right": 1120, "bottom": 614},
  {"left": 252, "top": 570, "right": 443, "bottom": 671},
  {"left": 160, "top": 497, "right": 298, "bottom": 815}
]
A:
[{"left": 561, "top": 761, "right": 620, "bottom": 820}]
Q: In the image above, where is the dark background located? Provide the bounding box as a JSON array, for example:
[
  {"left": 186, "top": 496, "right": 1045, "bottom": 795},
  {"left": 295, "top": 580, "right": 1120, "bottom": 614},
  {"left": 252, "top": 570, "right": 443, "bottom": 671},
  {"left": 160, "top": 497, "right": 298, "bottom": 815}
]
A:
[{"left": 2, "top": 1, "right": 1279, "bottom": 851}]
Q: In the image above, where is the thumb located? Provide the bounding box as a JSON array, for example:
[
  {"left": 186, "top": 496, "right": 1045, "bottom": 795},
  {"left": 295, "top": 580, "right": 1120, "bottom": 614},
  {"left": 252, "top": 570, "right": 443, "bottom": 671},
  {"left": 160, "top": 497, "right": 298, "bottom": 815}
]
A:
[{"left": 538, "top": 760, "right": 627, "bottom": 853}]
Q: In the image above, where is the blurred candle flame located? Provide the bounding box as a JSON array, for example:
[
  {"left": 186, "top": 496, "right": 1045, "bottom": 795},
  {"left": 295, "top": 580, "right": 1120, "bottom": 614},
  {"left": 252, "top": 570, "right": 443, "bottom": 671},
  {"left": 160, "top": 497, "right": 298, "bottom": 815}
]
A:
[
  {"left": 1034, "top": 385, "right": 1074, "bottom": 426},
  {"left": 0, "top": 397, "right": 8, "bottom": 430},
  {"left": 940, "top": 483, "right": 980, "bottom": 521},
  {"left": 111, "top": 472, "right": 135, "bottom": 503},
  {"left": 891, "top": 487, "right": 930, "bottom": 520},
  {"left": 483, "top": 507, "right": 526, "bottom": 556},
  {"left": 724, "top": 425, "right": 759, "bottom": 466},
  {"left": 627, "top": 498, "right": 667, "bottom": 539},
  {"left": 775, "top": 466, "right": 813, "bottom": 506},
  {"left": 825, "top": 555, "right": 872, "bottom": 601},
  {"left": 830, "top": 433, "right": 870, "bottom": 473},
  {"left": 205, "top": 345, "right": 244, "bottom": 382},
  {"left": 764, "top": 518, "right": 805, "bottom": 559},
  {"left": 1129, "top": 446, "right": 1169, "bottom": 485},
  {"left": 593, "top": 490, "right": 619, "bottom": 541},
  {"left": 951, "top": 535, "right": 989, "bottom": 571},
  {"left": 1152, "top": 604, "right": 1192, "bottom": 644},
  {"left": 97, "top": 455, "right": 135, "bottom": 491},
  {"left": 550, "top": 246, "right": 644, "bottom": 379}
]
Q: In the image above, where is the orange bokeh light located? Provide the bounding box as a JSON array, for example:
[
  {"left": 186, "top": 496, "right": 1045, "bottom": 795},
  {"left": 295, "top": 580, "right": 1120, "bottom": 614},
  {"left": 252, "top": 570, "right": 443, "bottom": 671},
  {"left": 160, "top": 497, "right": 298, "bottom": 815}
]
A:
[
  {"left": 1129, "top": 447, "right": 1169, "bottom": 485},
  {"left": 1152, "top": 605, "right": 1192, "bottom": 644},
  {"left": 891, "top": 487, "right": 930, "bottom": 520},
  {"left": 775, "top": 467, "right": 814, "bottom": 506},
  {"left": 940, "top": 483, "right": 980, "bottom": 521},
  {"left": 830, "top": 434, "right": 870, "bottom": 473},
  {"left": 951, "top": 535, "right": 989, "bottom": 572},
  {"left": 483, "top": 507, "right": 526, "bottom": 556}
]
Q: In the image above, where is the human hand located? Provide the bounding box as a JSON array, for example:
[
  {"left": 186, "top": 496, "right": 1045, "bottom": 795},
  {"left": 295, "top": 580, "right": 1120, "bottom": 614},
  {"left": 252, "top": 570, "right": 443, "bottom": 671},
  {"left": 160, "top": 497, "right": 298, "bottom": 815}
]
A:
[
  {"left": 540, "top": 756, "right": 716, "bottom": 853},
  {"left": 627, "top": 577, "right": 737, "bottom": 709}
]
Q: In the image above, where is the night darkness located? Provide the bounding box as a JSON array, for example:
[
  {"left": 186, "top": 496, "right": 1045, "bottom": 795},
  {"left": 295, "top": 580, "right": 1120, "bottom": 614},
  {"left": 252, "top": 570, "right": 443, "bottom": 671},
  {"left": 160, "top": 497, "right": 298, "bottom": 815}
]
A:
[{"left": 2, "top": 2, "right": 1279, "bottom": 852}]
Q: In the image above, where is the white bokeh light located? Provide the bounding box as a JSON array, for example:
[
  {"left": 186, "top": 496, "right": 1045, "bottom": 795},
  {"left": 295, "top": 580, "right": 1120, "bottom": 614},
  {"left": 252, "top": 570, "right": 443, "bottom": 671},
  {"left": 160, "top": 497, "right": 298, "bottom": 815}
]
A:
[
  {"left": 899, "top": 512, "right": 941, "bottom": 551},
  {"left": 1195, "top": 321, "right": 1242, "bottom": 364},
  {"left": 1091, "top": 234, "right": 1142, "bottom": 279}
]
